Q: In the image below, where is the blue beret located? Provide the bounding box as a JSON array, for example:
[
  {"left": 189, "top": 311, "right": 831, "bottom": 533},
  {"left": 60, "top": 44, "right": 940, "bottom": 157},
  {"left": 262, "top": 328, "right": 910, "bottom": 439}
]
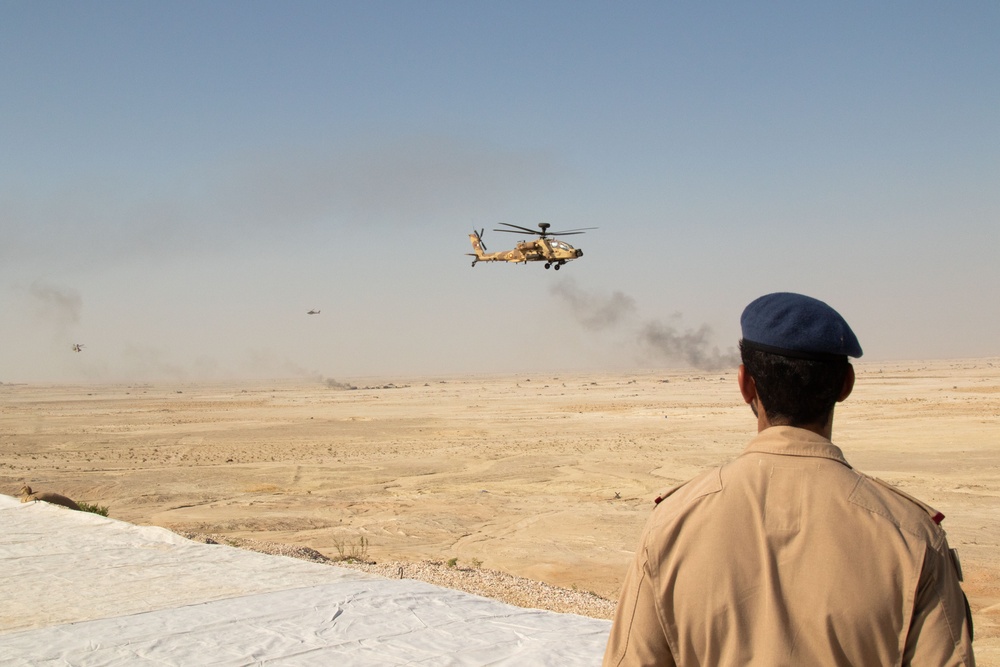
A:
[{"left": 740, "top": 292, "right": 862, "bottom": 360}]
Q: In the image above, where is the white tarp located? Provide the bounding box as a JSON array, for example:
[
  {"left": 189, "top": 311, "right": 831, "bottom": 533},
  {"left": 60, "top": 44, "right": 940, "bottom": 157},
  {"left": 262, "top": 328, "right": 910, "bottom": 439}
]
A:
[{"left": 0, "top": 495, "right": 611, "bottom": 665}]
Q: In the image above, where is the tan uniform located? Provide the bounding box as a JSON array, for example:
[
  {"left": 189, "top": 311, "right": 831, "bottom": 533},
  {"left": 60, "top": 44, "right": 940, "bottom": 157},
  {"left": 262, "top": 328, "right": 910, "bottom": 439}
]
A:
[{"left": 604, "top": 426, "right": 974, "bottom": 666}]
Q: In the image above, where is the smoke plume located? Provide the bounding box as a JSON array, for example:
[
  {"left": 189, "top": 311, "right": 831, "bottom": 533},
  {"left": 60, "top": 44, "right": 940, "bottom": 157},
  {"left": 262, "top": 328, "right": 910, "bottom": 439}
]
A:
[
  {"left": 550, "top": 279, "right": 738, "bottom": 371},
  {"left": 29, "top": 280, "right": 82, "bottom": 329},
  {"left": 27, "top": 280, "right": 84, "bottom": 352},
  {"left": 325, "top": 377, "right": 357, "bottom": 390},
  {"left": 639, "top": 320, "right": 739, "bottom": 371},
  {"left": 549, "top": 280, "right": 636, "bottom": 331}
]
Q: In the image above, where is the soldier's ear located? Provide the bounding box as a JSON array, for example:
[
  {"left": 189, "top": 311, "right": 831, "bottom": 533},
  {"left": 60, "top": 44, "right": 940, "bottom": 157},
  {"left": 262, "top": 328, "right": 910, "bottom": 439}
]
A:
[
  {"left": 738, "top": 365, "right": 757, "bottom": 405},
  {"left": 837, "top": 364, "right": 855, "bottom": 402}
]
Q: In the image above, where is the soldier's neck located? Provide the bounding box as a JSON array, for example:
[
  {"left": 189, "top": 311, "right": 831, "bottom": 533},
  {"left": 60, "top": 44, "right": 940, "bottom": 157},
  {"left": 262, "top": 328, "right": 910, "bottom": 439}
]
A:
[{"left": 757, "top": 408, "right": 834, "bottom": 440}]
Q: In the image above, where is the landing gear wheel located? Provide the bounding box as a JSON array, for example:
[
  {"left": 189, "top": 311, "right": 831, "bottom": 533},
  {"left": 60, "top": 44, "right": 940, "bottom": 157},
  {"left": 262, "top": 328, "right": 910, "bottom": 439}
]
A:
[
  {"left": 554, "top": 263, "right": 561, "bottom": 270},
  {"left": 544, "top": 263, "right": 551, "bottom": 269}
]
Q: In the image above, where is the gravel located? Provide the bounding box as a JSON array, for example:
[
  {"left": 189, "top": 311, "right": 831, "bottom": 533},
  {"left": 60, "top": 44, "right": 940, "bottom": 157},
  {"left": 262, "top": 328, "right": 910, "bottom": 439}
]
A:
[{"left": 181, "top": 532, "right": 616, "bottom": 620}]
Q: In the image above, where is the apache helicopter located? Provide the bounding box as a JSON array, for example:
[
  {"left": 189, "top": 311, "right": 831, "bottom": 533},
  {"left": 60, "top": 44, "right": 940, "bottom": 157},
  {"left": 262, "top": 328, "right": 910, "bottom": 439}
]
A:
[
  {"left": 467, "top": 222, "right": 596, "bottom": 270},
  {"left": 72, "top": 344, "right": 84, "bottom": 352},
  {"left": 307, "top": 310, "right": 320, "bottom": 315}
]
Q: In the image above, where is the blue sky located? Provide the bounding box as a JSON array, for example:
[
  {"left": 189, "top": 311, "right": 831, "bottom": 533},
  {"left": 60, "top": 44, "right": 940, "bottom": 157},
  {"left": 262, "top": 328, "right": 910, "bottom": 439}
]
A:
[{"left": 2, "top": 2, "right": 997, "bottom": 382}]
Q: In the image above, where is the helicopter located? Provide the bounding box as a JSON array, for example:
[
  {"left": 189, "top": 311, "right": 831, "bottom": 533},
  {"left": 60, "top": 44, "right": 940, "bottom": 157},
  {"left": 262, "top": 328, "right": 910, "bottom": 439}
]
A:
[
  {"left": 467, "top": 223, "right": 596, "bottom": 270},
  {"left": 307, "top": 310, "right": 320, "bottom": 315},
  {"left": 72, "top": 344, "right": 84, "bottom": 352}
]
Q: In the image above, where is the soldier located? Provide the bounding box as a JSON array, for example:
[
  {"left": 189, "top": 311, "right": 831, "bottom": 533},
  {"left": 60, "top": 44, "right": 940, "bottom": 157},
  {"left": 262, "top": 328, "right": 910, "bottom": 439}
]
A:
[{"left": 604, "top": 292, "right": 974, "bottom": 666}]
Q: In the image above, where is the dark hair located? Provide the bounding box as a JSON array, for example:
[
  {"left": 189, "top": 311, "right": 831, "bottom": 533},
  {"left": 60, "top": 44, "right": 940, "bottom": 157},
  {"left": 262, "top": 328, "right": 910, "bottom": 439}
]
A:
[{"left": 739, "top": 340, "right": 849, "bottom": 427}]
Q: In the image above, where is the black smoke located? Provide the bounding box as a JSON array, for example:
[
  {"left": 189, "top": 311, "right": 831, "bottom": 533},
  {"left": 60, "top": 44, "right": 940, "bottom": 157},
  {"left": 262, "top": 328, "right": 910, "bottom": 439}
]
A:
[
  {"left": 638, "top": 320, "right": 739, "bottom": 371},
  {"left": 550, "top": 279, "right": 738, "bottom": 371}
]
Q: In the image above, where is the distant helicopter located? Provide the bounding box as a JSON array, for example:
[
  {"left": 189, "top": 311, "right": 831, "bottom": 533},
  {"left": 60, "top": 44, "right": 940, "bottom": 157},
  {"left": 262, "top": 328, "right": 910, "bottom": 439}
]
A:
[
  {"left": 307, "top": 310, "right": 320, "bottom": 315},
  {"left": 72, "top": 344, "right": 84, "bottom": 352},
  {"left": 467, "top": 223, "right": 596, "bottom": 270}
]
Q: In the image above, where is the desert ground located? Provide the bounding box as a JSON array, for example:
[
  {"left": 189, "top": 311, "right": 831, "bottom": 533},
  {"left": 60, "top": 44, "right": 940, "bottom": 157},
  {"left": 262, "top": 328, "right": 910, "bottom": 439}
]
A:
[{"left": 2, "top": 359, "right": 998, "bottom": 661}]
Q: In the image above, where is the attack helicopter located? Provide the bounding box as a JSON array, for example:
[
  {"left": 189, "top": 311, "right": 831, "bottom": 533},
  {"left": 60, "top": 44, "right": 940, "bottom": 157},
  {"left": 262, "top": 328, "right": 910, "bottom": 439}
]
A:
[{"left": 467, "top": 223, "right": 596, "bottom": 270}]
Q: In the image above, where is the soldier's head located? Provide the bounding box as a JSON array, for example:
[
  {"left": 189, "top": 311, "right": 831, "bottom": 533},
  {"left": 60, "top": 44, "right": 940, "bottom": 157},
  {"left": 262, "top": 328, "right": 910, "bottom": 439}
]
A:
[{"left": 738, "top": 293, "right": 862, "bottom": 429}]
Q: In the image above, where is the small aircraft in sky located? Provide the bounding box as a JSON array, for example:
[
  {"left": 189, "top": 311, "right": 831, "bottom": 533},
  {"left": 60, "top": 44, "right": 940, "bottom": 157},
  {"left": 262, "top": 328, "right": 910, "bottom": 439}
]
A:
[
  {"left": 72, "top": 344, "right": 84, "bottom": 352},
  {"left": 467, "top": 223, "right": 596, "bottom": 270},
  {"left": 307, "top": 310, "right": 320, "bottom": 315}
]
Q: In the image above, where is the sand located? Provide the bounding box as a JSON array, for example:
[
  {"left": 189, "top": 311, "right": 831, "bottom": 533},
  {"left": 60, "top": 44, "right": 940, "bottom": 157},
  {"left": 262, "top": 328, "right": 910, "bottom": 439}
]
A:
[{"left": 2, "top": 359, "right": 998, "bottom": 660}]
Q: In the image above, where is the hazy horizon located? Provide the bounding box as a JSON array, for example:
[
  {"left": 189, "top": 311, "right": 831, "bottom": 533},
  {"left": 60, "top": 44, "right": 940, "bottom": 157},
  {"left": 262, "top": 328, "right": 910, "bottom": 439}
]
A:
[{"left": 2, "top": 3, "right": 997, "bottom": 383}]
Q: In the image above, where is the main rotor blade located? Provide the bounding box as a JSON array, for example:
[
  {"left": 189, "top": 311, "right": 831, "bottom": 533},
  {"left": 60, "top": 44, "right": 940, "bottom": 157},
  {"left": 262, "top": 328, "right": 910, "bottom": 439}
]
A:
[
  {"left": 494, "top": 223, "right": 539, "bottom": 234},
  {"left": 547, "top": 227, "right": 598, "bottom": 235}
]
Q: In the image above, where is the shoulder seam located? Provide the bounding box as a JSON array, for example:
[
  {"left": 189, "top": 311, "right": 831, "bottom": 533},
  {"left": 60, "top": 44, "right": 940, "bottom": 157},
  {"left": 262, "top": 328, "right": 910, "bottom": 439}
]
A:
[
  {"left": 848, "top": 476, "right": 945, "bottom": 547},
  {"left": 654, "top": 467, "right": 723, "bottom": 509}
]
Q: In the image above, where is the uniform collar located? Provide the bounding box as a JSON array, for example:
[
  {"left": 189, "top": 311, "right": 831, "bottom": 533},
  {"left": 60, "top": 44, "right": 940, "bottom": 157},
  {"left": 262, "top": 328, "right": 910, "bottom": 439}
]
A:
[{"left": 742, "top": 426, "right": 852, "bottom": 468}]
